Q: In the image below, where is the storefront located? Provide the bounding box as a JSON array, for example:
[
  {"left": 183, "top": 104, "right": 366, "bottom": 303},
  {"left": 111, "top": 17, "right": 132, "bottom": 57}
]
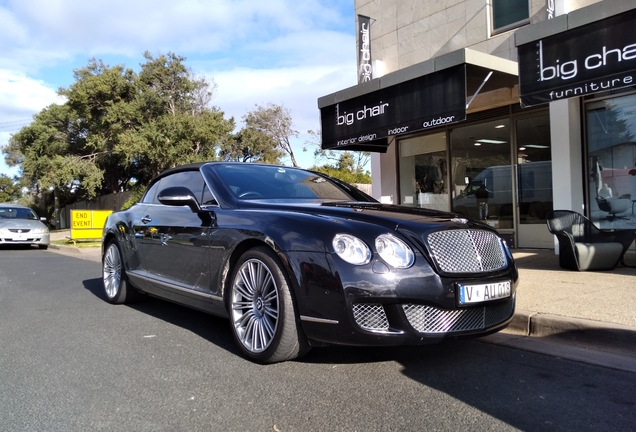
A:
[
  {"left": 516, "top": 3, "right": 636, "bottom": 232},
  {"left": 319, "top": 49, "right": 552, "bottom": 248},
  {"left": 318, "top": 1, "right": 636, "bottom": 249}
]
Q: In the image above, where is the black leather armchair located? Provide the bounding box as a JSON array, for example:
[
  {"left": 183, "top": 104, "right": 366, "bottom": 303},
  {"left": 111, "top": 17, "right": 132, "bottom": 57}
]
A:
[{"left": 546, "top": 210, "right": 626, "bottom": 271}]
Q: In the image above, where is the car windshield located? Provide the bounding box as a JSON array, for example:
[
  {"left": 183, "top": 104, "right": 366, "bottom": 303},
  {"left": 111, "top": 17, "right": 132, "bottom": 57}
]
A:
[
  {"left": 0, "top": 207, "right": 38, "bottom": 220},
  {"left": 207, "top": 164, "right": 371, "bottom": 201}
]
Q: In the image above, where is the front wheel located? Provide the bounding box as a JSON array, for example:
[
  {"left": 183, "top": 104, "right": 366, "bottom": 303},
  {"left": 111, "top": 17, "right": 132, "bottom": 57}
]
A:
[
  {"left": 228, "top": 247, "right": 309, "bottom": 363},
  {"left": 102, "top": 240, "right": 138, "bottom": 304}
]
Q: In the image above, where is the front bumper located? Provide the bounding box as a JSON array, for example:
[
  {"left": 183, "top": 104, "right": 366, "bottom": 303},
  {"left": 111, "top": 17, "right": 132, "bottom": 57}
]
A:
[
  {"left": 288, "top": 251, "right": 518, "bottom": 347},
  {"left": 0, "top": 232, "right": 50, "bottom": 246}
]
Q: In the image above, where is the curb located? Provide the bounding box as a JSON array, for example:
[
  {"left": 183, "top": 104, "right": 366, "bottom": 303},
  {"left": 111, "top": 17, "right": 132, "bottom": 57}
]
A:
[
  {"left": 48, "top": 244, "right": 82, "bottom": 254},
  {"left": 508, "top": 309, "right": 636, "bottom": 354}
]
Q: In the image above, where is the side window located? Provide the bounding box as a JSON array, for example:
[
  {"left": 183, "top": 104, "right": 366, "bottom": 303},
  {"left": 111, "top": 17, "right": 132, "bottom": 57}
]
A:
[
  {"left": 142, "top": 180, "right": 162, "bottom": 204},
  {"left": 491, "top": 0, "right": 529, "bottom": 34},
  {"left": 201, "top": 185, "right": 216, "bottom": 206},
  {"left": 159, "top": 171, "right": 206, "bottom": 204}
]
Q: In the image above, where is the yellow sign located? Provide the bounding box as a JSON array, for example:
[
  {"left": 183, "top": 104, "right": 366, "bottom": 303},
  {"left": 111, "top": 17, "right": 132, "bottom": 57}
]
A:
[{"left": 71, "top": 210, "right": 112, "bottom": 240}]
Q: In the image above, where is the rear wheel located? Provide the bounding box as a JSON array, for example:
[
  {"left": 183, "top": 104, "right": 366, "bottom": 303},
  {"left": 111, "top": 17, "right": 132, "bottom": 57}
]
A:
[
  {"left": 228, "top": 246, "right": 309, "bottom": 363},
  {"left": 102, "top": 240, "right": 137, "bottom": 304}
]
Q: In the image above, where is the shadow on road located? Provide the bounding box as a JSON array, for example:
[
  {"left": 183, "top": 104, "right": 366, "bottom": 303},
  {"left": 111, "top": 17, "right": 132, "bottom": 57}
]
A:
[{"left": 81, "top": 278, "right": 240, "bottom": 356}]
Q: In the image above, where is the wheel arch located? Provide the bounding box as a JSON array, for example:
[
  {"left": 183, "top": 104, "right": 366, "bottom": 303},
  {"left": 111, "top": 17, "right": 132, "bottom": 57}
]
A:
[{"left": 221, "top": 238, "right": 303, "bottom": 315}]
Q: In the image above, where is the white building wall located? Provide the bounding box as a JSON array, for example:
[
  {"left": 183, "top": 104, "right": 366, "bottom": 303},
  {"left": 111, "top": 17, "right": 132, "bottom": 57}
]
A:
[
  {"left": 357, "top": 0, "right": 603, "bottom": 204},
  {"left": 355, "top": 0, "right": 604, "bottom": 75}
]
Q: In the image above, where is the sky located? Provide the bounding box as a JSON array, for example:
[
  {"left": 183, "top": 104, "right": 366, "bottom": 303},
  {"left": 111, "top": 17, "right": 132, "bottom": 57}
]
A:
[{"left": 0, "top": 0, "right": 358, "bottom": 177}]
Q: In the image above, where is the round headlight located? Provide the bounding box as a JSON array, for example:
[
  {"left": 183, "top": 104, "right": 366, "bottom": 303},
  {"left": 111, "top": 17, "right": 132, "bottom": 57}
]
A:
[
  {"left": 332, "top": 234, "right": 371, "bottom": 265},
  {"left": 375, "top": 234, "right": 414, "bottom": 269}
]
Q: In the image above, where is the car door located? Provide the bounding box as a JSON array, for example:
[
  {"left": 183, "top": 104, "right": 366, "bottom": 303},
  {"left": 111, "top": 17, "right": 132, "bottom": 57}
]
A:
[{"left": 137, "top": 170, "right": 214, "bottom": 293}]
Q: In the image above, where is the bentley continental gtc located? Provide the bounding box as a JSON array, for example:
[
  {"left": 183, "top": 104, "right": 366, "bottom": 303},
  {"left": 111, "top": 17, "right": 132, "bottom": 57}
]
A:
[{"left": 101, "top": 162, "right": 518, "bottom": 363}]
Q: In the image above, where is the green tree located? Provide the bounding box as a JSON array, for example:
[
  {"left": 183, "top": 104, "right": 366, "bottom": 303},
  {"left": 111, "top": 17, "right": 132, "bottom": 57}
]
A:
[
  {"left": 3, "top": 52, "right": 235, "bottom": 209},
  {"left": 305, "top": 129, "right": 371, "bottom": 183},
  {"left": 241, "top": 103, "right": 299, "bottom": 167},
  {"left": 219, "top": 130, "right": 283, "bottom": 164},
  {"left": 0, "top": 174, "right": 21, "bottom": 203}
]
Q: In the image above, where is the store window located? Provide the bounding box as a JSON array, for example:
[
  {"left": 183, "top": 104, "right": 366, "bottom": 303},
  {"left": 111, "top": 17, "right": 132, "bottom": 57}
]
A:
[
  {"left": 516, "top": 115, "right": 553, "bottom": 224},
  {"left": 399, "top": 132, "right": 448, "bottom": 211},
  {"left": 491, "top": 0, "right": 529, "bottom": 34},
  {"left": 450, "top": 119, "right": 513, "bottom": 229},
  {"left": 586, "top": 93, "right": 636, "bottom": 229}
]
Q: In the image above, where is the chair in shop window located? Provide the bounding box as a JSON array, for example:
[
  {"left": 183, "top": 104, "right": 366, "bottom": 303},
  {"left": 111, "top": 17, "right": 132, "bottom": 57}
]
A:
[
  {"left": 596, "top": 194, "right": 631, "bottom": 220},
  {"left": 546, "top": 210, "right": 625, "bottom": 271}
]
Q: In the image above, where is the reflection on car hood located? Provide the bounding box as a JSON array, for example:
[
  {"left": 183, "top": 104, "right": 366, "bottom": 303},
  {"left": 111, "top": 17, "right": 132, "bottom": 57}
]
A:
[
  {"left": 0, "top": 219, "right": 47, "bottom": 229},
  {"left": 238, "top": 200, "right": 486, "bottom": 232}
]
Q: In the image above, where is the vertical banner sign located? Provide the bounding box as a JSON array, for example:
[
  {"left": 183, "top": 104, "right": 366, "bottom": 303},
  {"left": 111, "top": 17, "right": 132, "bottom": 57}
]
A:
[
  {"left": 518, "top": 8, "right": 636, "bottom": 107},
  {"left": 546, "top": 0, "right": 555, "bottom": 19},
  {"left": 357, "top": 15, "right": 372, "bottom": 83},
  {"left": 546, "top": 0, "right": 564, "bottom": 19}
]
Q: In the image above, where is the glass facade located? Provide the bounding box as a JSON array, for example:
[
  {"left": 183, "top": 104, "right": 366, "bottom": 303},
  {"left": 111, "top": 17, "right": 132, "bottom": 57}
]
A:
[
  {"left": 397, "top": 111, "right": 552, "bottom": 245},
  {"left": 450, "top": 118, "right": 513, "bottom": 229},
  {"left": 586, "top": 93, "right": 636, "bottom": 229},
  {"left": 399, "top": 133, "right": 448, "bottom": 211},
  {"left": 516, "top": 115, "right": 553, "bottom": 225}
]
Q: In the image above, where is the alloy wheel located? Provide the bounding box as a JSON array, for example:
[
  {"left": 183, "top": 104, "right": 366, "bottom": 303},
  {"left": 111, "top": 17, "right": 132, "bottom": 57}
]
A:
[
  {"left": 231, "top": 258, "right": 280, "bottom": 353},
  {"left": 103, "top": 243, "right": 122, "bottom": 299}
]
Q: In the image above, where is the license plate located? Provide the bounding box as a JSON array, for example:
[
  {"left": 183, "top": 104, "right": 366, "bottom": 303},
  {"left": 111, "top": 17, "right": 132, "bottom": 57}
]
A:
[
  {"left": 458, "top": 281, "right": 511, "bottom": 305},
  {"left": 14, "top": 234, "right": 27, "bottom": 241}
]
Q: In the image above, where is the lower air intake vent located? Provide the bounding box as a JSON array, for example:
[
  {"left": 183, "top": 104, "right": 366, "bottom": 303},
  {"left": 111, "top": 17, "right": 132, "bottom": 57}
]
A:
[
  {"left": 352, "top": 303, "right": 389, "bottom": 331},
  {"left": 402, "top": 298, "right": 514, "bottom": 334}
]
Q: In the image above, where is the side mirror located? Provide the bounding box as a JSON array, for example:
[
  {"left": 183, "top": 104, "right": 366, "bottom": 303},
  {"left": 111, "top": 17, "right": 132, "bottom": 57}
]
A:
[{"left": 158, "top": 186, "right": 202, "bottom": 213}]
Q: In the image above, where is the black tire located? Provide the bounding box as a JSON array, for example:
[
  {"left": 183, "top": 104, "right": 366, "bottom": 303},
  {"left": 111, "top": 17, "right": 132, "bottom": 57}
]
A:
[
  {"left": 102, "top": 239, "right": 138, "bottom": 304},
  {"left": 228, "top": 246, "right": 309, "bottom": 363},
  {"left": 38, "top": 244, "right": 48, "bottom": 250}
]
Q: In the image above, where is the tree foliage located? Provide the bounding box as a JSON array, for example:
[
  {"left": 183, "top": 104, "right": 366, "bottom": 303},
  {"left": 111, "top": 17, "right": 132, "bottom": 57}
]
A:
[
  {"left": 3, "top": 52, "right": 235, "bottom": 210},
  {"left": 241, "top": 103, "right": 299, "bottom": 167},
  {"left": 305, "top": 129, "right": 371, "bottom": 184},
  {"left": 0, "top": 174, "right": 21, "bottom": 203}
]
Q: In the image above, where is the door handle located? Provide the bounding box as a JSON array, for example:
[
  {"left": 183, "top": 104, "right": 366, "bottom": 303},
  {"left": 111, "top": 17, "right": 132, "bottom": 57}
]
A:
[{"left": 141, "top": 216, "right": 152, "bottom": 224}]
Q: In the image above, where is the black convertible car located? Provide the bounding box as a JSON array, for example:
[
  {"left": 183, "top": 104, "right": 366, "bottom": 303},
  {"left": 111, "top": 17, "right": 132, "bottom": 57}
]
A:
[{"left": 102, "top": 162, "right": 518, "bottom": 363}]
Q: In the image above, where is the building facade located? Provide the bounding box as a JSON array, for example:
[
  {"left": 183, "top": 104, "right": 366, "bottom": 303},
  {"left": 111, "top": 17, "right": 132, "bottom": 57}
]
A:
[{"left": 318, "top": 0, "right": 636, "bottom": 249}]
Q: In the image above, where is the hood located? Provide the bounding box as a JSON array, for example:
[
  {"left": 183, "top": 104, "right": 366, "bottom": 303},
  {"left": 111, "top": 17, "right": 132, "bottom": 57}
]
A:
[
  {"left": 237, "top": 200, "right": 489, "bottom": 233},
  {"left": 0, "top": 219, "right": 47, "bottom": 230}
]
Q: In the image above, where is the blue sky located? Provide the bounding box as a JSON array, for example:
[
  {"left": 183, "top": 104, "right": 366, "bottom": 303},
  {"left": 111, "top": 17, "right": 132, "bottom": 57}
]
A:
[{"left": 0, "top": 0, "right": 357, "bottom": 176}]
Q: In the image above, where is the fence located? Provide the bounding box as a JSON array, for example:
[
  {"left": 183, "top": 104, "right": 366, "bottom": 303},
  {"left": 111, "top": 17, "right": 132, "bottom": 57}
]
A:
[
  {"left": 59, "top": 191, "right": 131, "bottom": 229},
  {"left": 58, "top": 184, "right": 373, "bottom": 229}
]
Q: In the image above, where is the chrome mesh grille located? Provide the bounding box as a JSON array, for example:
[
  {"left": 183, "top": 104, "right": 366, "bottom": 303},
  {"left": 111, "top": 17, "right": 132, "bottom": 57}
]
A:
[
  {"left": 402, "top": 298, "right": 514, "bottom": 334},
  {"left": 352, "top": 303, "right": 389, "bottom": 331},
  {"left": 427, "top": 229, "right": 506, "bottom": 274}
]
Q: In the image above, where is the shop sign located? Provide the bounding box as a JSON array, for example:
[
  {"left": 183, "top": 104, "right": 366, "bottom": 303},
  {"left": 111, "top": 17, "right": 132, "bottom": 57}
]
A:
[
  {"left": 357, "top": 15, "right": 373, "bottom": 83},
  {"left": 545, "top": 0, "right": 564, "bottom": 19},
  {"left": 518, "top": 9, "right": 636, "bottom": 106},
  {"left": 321, "top": 65, "right": 466, "bottom": 150}
]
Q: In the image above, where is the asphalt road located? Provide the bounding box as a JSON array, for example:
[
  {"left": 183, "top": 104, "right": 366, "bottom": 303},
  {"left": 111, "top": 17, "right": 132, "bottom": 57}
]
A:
[{"left": 1, "top": 247, "right": 634, "bottom": 431}]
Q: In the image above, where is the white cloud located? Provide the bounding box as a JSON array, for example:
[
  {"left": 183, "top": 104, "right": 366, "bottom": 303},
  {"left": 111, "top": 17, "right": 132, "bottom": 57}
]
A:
[
  {"left": 0, "top": 0, "right": 356, "bottom": 172},
  {"left": 0, "top": 70, "right": 65, "bottom": 176},
  {"left": 0, "top": 70, "right": 63, "bottom": 118}
]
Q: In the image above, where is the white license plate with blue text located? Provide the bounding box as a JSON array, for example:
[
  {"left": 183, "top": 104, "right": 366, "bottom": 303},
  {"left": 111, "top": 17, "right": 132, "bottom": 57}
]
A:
[{"left": 458, "top": 281, "right": 511, "bottom": 305}]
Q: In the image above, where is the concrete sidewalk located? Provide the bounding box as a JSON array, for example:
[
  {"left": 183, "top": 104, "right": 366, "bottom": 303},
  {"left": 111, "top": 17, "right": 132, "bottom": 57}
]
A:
[{"left": 48, "top": 230, "right": 636, "bottom": 355}]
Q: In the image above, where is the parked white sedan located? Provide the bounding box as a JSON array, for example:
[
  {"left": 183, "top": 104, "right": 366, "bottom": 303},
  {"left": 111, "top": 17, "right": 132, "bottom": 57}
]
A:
[{"left": 0, "top": 204, "right": 50, "bottom": 249}]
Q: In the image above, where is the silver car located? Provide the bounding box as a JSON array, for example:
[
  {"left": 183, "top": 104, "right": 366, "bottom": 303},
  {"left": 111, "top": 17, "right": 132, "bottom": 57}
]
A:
[{"left": 0, "top": 204, "right": 50, "bottom": 249}]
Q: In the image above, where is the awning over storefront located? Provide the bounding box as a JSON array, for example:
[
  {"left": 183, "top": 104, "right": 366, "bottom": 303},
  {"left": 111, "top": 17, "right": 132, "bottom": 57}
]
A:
[
  {"left": 318, "top": 48, "right": 518, "bottom": 152},
  {"left": 516, "top": 3, "right": 636, "bottom": 107}
]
